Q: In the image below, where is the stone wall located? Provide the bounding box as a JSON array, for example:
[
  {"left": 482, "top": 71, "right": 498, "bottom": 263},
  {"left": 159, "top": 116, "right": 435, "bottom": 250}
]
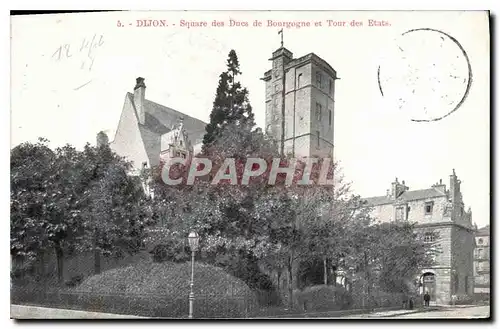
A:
[
  {"left": 264, "top": 50, "right": 336, "bottom": 158},
  {"left": 452, "top": 225, "right": 475, "bottom": 295}
]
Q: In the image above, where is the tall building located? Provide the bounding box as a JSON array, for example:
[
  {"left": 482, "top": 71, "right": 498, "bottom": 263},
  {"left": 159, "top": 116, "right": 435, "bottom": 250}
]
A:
[
  {"left": 473, "top": 225, "right": 490, "bottom": 298},
  {"left": 363, "top": 170, "right": 475, "bottom": 305},
  {"left": 262, "top": 46, "right": 337, "bottom": 158}
]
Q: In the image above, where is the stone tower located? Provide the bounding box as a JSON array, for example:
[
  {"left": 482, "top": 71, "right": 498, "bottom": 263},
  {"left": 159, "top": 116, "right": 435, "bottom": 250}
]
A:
[{"left": 262, "top": 45, "right": 337, "bottom": 158}]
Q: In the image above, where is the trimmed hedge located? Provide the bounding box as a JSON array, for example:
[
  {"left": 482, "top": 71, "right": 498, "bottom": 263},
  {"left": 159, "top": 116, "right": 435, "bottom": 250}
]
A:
[
  {"left": 294, "top": 285, "right": 352, "bottom": 312},
  {"left": 71, "top": 261, "right": 258, "bottom": 318}
]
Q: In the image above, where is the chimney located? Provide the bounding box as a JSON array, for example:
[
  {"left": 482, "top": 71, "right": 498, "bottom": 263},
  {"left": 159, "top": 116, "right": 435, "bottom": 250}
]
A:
[
  {"left": 134, "top": 77, "right": 146, "bottom": 124},
  {"left": 432, "top": 178, "right": 446, "bottom": 193},
  {"left": 390, "top": 177, "right": 407, "bottom": 199},
  {"left": 96, "top": 131, "right": 109, "bottom": 147},
  {"left": 390, "top": 177, "right": 398, "bottom": 199},
  {"left": 449, "top": 168, "right": 458, "bottom": 203}
]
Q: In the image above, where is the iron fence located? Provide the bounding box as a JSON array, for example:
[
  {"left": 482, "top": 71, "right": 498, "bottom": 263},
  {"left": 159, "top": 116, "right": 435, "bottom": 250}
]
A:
[{"left": 11, "top": 287, "right": 259, "bottom": 318}]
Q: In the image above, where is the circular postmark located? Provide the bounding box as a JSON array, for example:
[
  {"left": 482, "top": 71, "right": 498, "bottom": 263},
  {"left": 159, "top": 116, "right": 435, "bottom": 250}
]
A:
[{"left": 377, "top": 28, "right": 472, "bottom": 122}]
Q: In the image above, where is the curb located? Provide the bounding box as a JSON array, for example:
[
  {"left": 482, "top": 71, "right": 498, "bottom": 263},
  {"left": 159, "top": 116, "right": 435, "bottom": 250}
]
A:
[
  {"left": 259, "top": 306, "right": 403, "bottom": 319},
  {"left": 381, "top": 307, "right": 441, "bottom": 318}
]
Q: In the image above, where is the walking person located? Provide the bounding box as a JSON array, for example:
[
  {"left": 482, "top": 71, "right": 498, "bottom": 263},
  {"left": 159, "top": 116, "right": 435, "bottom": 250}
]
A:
[{"left": 423, "top": 291, "right": 431, "bottom": 307}]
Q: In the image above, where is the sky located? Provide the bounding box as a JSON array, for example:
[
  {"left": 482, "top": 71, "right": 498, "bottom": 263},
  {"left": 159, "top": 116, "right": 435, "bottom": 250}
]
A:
[{"left": 10, "top": 11, "right": 490, "bottom": 228}]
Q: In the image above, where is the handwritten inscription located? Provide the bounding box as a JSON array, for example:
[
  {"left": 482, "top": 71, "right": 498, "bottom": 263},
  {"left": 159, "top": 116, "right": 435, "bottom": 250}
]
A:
[
  {"left": 51, "top": 34, "right": 104, "bottom": 90},
  {"left": 52, "top": 34, "right": 104, "bottom": 71}
]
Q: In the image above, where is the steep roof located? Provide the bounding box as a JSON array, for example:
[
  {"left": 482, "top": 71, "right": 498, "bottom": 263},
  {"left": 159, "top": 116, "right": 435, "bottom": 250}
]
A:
[
  {"left": 125, "top": 92, "right": 207, "bottom": 165},
  {"left": 127, "top": 92, "right": 207, "bottom": 143},
  {"left": 476, "top": 225, "right": 490, "bottom": 236},
  {"left": 363, "top": 188, "right": 448, "bottom": 206}
]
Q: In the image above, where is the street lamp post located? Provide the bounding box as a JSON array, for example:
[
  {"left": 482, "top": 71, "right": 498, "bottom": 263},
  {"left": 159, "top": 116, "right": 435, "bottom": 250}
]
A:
[{"left": 188, "top": 231, "right": 200, "bottom": 319}]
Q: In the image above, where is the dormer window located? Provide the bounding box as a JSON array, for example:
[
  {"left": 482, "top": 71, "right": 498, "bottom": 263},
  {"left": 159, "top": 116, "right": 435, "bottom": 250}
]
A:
[{"left": 142, "top": 162, "right": 148, "bottom": 169}]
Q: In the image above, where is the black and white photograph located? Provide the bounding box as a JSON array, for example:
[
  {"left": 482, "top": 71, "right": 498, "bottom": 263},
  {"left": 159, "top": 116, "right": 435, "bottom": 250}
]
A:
[{"left": 9, "top": 10, "right": 490, "bottom": 320}]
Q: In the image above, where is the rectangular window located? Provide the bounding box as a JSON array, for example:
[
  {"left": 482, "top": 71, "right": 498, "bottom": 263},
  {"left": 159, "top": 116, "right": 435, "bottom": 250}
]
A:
[
  {"left": 316, "top": 72, "right": 322, "bottom": 88},
  {"left": 329, "top": 110, "right": 332, "bottom": 126},
  {"left": 424, "top": 201, "right": 434, "bottom": 215},
  {"left": 465, "top": 276, "right": 468, "bottom": 294},
  {"left": 424, "top": 232, "right": 436, "bottom": 243},
  {"left": 396, "top": 206, "right": 405, "bottom": 221},
  {"left": 329, "top": 79, "right": 333, "bottom": 94},
  {"left": 316, "top": 130, "right": 320, "bottom": 148},
  {"left": 316, "top": 103, "right": 322, "bottom": 121}
]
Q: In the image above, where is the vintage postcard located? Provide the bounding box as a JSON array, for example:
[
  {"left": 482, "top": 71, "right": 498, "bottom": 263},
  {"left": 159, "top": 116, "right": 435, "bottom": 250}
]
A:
[{"left": 10, "top": 10, "right": 490, "bottom": 319}]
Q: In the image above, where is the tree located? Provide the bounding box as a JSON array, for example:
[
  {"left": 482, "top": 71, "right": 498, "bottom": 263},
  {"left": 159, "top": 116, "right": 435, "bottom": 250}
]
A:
[
  {"left": 152, "top": 115, "right": 364, "bottom": 308},
  {"left": 202, "top": 50, "right": 255, "bottom": 151},
  {"left": 76, "top": 142, "right": 154, "bottom": 274},
  {"left": 375, "top": 222, "right": 440, "bottom": 294},
  {"left": 342, "top": 217, "right": 440, "bottom": 308},
  {"left": 11, "top": 139, "right": 83, "bottom": 283},
  {"left": 11, "top": 138, "right": 154, "bottom": 283}
]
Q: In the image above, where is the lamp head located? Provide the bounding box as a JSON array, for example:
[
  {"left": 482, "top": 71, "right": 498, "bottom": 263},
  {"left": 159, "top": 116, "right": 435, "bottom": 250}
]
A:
[{"left": 188, "top": 231, "right": 200, "bottom": 251}]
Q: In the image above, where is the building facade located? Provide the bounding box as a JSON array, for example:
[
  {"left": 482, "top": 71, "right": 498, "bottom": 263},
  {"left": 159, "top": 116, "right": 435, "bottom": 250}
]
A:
[
  {"left": 109, "top": 77, "right": 206, "bottom": 173},
  {"left": 262, "top": 46, "right": 337, "bottom": 158},
  {"left": 473, "top": 225, "right": 490, "bottom": 297},
  {"left": 363, "top": 170, "right": 475, "bottom": 305}
]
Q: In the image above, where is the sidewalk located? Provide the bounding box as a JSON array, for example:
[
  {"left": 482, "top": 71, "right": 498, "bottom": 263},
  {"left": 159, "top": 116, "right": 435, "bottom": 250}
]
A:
[
  {"left": 339, "top": 306, "right": 441, "bottom": 319},
  {"left": 261, "top": 305, "right": 427, "bottom": 319},
  {"left": 11, "top": 305, "right": 146, "bottom": 319}
]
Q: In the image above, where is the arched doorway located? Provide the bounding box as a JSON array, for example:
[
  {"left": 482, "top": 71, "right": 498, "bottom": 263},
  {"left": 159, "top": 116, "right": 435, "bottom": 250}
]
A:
[{"left": 421, "top": 272, "right": 436, "bottom": 301}]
